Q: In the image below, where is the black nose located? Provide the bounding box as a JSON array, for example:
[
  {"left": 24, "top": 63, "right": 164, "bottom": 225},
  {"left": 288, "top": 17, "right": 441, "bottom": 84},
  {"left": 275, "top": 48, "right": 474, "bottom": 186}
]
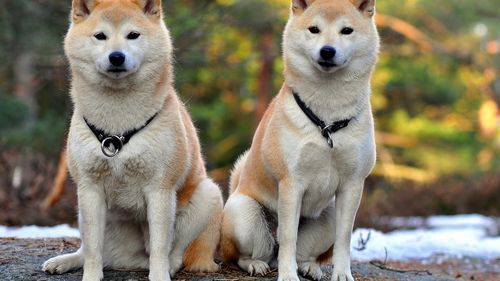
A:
[
  {"left": 320, "top": 46, "right": 336, "bottom": 60},
  {"left": 109, "top": 51, "right": 125, "bottom": 67}
]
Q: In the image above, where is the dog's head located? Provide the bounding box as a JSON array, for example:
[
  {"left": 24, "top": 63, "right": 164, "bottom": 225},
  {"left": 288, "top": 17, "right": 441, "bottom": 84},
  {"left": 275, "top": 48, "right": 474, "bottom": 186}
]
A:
[
  {"left": 65, "top": 0, "right": 172, "bottom": 89},
  {"left": 283, "top": 0, "right": 379, "bottom": 79}
]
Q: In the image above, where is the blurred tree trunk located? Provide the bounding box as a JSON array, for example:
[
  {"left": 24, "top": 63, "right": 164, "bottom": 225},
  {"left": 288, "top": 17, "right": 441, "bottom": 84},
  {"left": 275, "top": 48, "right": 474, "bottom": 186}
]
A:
[
  {"left": 254, "top": 32, "right": 275, "bottom": 130},
  {"left": 14, "top": 52, "right": 38, "bottom": 128}
]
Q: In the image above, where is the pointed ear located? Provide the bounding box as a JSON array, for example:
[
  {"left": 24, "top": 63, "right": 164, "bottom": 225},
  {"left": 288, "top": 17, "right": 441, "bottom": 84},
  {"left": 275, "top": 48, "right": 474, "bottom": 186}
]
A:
[
  {"left": 350, "top": 0, "right": 376, "bottom": 17},
  {"left": 71, "top": 0, "right": 96, "bottom": 22},
  {"left": 139, "top": 0, "right": 162, "bottom": 18},
  {"left": 291, "top": 0, "right": 316, "bottom": 15}
]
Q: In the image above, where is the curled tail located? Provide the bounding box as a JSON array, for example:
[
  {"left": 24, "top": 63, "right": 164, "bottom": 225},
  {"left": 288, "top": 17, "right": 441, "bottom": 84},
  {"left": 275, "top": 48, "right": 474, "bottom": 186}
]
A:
[{"left": 228, "top": 150, "right": 249, "bottom": 194}]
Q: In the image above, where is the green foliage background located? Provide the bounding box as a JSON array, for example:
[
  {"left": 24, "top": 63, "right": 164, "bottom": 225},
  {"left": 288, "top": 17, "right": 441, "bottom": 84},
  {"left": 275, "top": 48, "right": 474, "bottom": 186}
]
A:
[{"left": 0, "top": 0, "right": 498, "bottom": 212}]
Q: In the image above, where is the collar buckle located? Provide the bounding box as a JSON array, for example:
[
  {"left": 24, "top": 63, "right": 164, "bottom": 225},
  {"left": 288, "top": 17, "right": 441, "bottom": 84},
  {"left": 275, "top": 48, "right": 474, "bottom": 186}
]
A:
[
  {"left": 325, "top": 131, "right": 334, "bottom": 148},
  {"left": 320, "top": 126, "right": 335, "bottom": 148},
  {"left": 101, "top": 135, "right": 124, "bottom": 157}
]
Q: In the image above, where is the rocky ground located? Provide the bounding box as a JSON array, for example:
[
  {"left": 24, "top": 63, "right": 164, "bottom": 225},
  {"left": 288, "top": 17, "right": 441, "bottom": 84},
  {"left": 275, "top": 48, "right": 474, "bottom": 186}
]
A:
[{"left": 1, "top": 238, "right": 498, "bottom": 281}]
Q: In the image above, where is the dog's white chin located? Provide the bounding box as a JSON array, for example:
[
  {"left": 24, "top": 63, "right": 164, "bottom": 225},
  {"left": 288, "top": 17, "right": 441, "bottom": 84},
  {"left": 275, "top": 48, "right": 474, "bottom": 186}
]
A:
[
  {"left": 98, "top": 69, "right": 136, "bottom": 80},
  {"left": 317, "top": 65, "right": 340, "bottom": 74},
  {"left": 94, "top": 72, "right": 137, "bottom": 90}
]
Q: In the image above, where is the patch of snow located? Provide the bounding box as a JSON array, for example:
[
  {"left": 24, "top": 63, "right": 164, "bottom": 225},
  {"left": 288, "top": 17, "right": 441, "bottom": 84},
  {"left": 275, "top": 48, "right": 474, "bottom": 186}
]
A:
[
  {"left": 0, "top": 224, "right": 79, "bottom": 238},
  {"left": 427, "top": 214, "right": 497, "bottom": 234},
  {"left": 378, "top": 214, "right": 498, "bottom": 235},
  {"left": 352, "top": 214, "right": 500, "bottom": 262}
]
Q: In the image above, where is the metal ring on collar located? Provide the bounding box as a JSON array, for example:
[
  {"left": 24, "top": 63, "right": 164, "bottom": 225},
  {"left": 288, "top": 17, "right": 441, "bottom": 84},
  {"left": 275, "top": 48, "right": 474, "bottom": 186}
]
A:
[
  {"left": 321, "top": 124, "right": 336, "bottom": 134},
  {"left": 101, "top": 135, "right": 124, "bottom": 157}
]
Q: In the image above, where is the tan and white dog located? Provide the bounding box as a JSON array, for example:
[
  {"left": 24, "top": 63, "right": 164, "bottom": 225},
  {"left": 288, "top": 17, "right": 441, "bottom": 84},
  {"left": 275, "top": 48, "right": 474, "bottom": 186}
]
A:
[
  {"left": 42, "top": 1, "right": 223, "bottom": 280},
  {"left": 220, "top": 0, "right": 379, "bottom": 281}
]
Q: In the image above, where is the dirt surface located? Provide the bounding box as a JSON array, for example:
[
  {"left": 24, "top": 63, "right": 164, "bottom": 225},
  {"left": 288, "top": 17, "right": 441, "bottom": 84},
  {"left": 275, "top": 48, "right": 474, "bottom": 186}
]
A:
[{"left": 1, "top": 238, "right": 498, "bottom": 281}]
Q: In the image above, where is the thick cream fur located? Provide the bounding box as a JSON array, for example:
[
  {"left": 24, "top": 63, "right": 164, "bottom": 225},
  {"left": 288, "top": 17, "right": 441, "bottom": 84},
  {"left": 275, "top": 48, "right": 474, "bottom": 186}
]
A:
[
  {"left": 42, "top": 1, "right": 223, "bottom": 281},
  {"left": 220, "top": 1, "right": 379, "bottom": 281}
]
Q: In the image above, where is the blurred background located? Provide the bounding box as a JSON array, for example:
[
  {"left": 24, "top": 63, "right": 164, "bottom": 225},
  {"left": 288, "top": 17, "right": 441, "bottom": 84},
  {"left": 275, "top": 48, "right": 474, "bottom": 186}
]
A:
[{"left": 0, "top": 0, "right": 498, "bottom": 229}]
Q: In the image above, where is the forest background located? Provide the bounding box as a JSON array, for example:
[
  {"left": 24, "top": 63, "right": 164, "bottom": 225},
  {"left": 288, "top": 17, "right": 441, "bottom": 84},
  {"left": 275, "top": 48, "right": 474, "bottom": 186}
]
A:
[{"left": 0, "top": 0, "right": 498, "bottom": 229}]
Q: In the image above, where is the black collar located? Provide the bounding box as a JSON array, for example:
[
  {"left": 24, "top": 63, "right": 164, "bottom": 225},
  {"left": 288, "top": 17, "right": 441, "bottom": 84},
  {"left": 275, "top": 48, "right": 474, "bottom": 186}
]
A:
[
  {"left": 84, "top": 112, "right": 158, "bottom": 157},
  {"left": 293, "top": 91, "right": 352, "bottom": 148}
]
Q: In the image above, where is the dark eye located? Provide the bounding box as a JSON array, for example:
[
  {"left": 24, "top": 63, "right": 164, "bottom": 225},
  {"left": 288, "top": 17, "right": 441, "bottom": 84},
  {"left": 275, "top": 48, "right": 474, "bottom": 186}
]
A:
[
  {"left": 94, "top": 32, "right": 107, "bottom": 40},
  {"left": 127, "top": 31, "right": 141, "bottom": 40},
  {"left": 341, "top": 27, "right": 354, "bottom": 35},
  {"left": 308, "top": 26, "right": 320, "bottom": 34}
]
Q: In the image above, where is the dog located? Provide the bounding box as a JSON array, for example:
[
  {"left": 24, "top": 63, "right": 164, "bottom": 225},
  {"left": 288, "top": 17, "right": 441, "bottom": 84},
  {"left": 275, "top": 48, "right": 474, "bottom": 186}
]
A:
[
  {"left": 42, "top": 1, "right": 223, "bottom": 280},
  {"left": 219, "top": 0, "right": 379, "bottom": 281}
]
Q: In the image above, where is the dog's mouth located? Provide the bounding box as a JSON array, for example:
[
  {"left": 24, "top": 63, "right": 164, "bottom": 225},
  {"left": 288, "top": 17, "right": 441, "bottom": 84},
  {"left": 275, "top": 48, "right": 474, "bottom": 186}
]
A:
[
  {"left": 314, "top": 58, "right": 350, "bottom": 73},
  {"left": 317, "top": 60, "right": 337, "bottom": 68},
  {"left": 104, "top": 68, "right": 130, "bottom": 79},
  {"left": 107, "top": 68, "right": 128, "bottom": 73}
]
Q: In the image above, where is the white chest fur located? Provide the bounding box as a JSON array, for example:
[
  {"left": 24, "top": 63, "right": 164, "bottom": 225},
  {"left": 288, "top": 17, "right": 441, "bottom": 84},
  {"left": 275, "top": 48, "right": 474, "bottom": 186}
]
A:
[
  {"left": 67, "top": 114, "right": 178, "bottom": 218},
  {"left": 84, "top": 156, "right": 153, "bottom": 216},
  {"left": 283, "top": 133, "right": 363, "bottom": 218},
  {"left": 296, "top": 142, "right": 339, "bottom": 217},
  {"left": 278, "top": 96, "right": 375, "bottom": 218}
]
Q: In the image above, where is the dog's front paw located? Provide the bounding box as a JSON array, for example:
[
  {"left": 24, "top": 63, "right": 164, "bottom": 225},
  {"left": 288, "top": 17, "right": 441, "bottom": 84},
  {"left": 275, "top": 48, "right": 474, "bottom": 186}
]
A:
[
  {"left": 148, "top": 270, "right": 171, "bottom": 281},
  {"left": 149, "top": 255, "right": 171, "bottom": 281},
  {"left": 278, "top": 271, "right": 300, "bottom": 281},
  {"left": 82, "top": 261, "right": 103, "bottom": 281},
  {"left": 331, "top": 268, "right": 354, "bottom": 281},
  {"left": 42, "top": 257, "right": 71, "bottom": 274},
  {"left": 149, "top": 262, "right": 171, "bottom": 281},
  {"left": 82, "top": 269, "right": 103, "bottom": 281}
]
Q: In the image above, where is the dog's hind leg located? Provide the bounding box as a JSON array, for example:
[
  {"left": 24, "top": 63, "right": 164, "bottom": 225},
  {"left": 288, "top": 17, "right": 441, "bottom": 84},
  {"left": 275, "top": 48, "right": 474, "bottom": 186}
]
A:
[
  {"left": 182, "top": 196, "right": 222, "bottom": 273},
  {"left": 222, "top": 193, "right": 275, "bottom": 276},
  {"left": 168, "top": 178, "right": 223, "bottom": 275},
  {"left": 296, "top": 201, "right": 335, "bottom": 281},
  {"left": 42, "top": 247, "right": 84, "bottom": 274}
]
